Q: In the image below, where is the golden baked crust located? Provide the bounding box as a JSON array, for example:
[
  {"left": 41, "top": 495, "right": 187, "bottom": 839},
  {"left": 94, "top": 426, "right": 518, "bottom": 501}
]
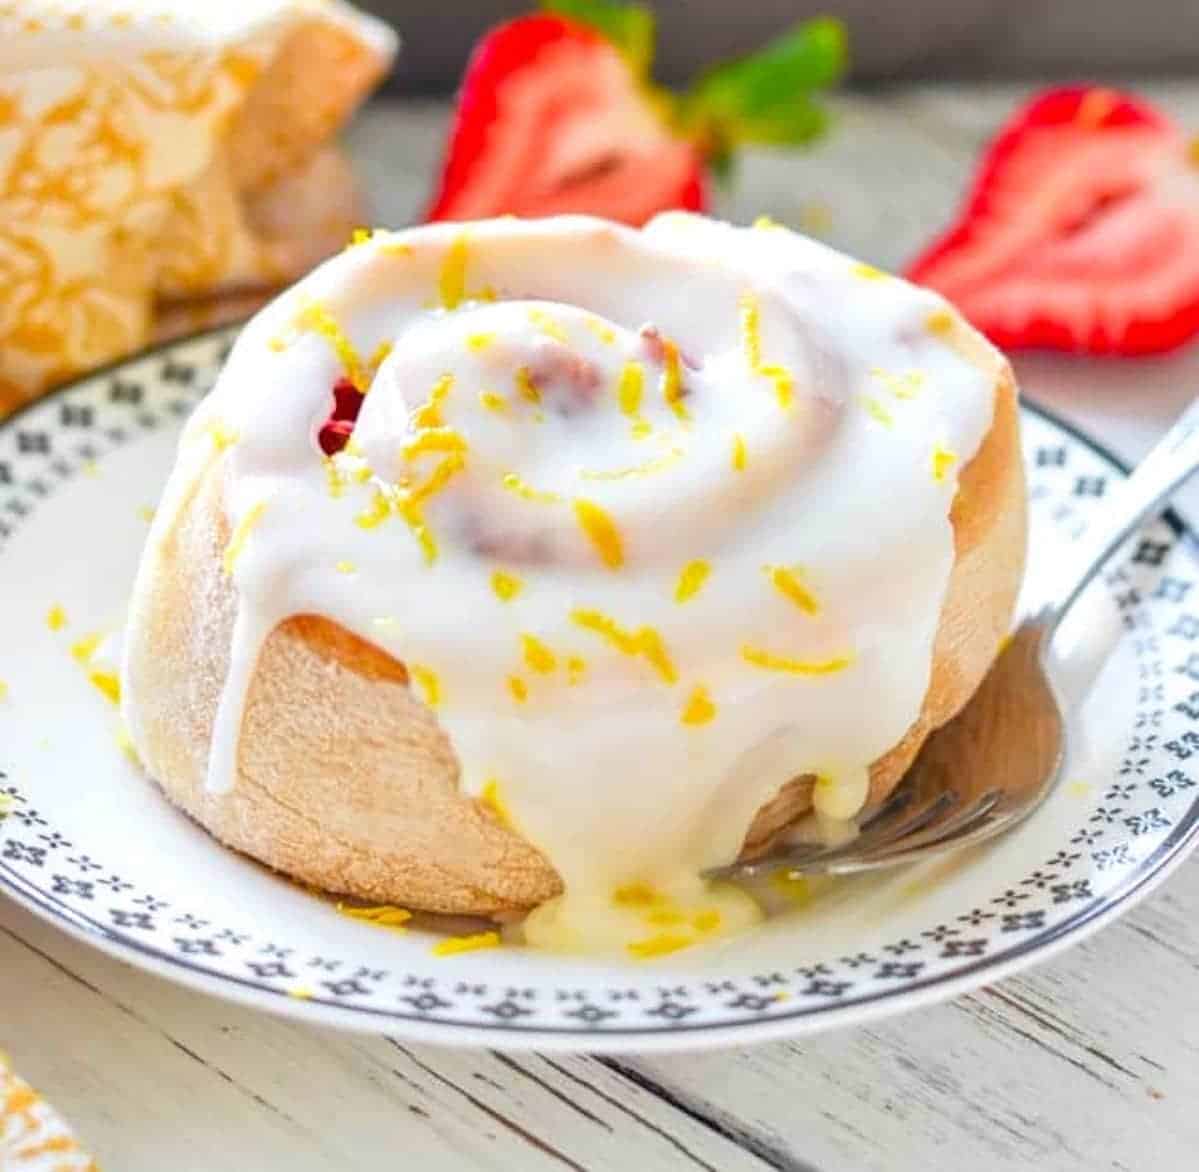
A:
[{"left": 122, "top": 320, "right": 1026, "bottom": 916}]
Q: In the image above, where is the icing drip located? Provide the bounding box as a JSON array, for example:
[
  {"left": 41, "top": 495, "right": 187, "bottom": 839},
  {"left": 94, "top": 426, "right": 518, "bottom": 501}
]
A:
[
  {"left": 150, "top": 214, "right": 996, "bottom": 953},
  {"left": 205, "top": 605, "right": 274, "bottom": 796}
]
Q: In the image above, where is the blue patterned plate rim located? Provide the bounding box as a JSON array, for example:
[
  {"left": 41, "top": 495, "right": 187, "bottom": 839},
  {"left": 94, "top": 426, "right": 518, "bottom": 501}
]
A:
[{"left": 0, "top": 326, "right": 1196, "bottom": 1052}]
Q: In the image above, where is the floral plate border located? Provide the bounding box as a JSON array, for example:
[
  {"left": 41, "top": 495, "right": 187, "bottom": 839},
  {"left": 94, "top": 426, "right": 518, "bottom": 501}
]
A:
[{"left": 2, "top": 327, "right": 1199, "bottom": 1051}]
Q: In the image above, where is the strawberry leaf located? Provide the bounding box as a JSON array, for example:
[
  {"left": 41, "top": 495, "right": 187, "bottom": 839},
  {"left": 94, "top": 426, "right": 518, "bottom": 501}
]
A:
[
  {"left": 540, "top": 0, "right": 654, "bottom": 74},
  {"left": 684, "top": 17, "right": 847, "bottom": 151}
]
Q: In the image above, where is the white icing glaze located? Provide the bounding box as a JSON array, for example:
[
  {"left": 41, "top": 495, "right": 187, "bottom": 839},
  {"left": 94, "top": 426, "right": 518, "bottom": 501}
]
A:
[{"left": 128, "top": 214, "right": 998, "bottom": 954}]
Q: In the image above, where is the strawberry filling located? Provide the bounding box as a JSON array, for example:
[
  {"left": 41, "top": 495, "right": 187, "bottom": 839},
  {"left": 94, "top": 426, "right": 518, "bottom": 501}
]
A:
[
  {"left": 524, "top": 339, "right": 603, "bottom": 416},
  {"left": 317, "top": 377, "right": 364, "bottom": 456}
]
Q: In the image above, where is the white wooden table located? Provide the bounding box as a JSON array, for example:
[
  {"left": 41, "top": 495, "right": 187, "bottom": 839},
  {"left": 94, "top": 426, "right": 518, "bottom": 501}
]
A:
[{"left": 4, "top": 85, "right": 1199, "bottom": 1171}]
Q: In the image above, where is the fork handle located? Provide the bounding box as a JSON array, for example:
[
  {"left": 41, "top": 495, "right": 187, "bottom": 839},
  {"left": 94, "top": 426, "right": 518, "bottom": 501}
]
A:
[{"left": 1049, "top": 396, "right": 1199, "bottom": 630}]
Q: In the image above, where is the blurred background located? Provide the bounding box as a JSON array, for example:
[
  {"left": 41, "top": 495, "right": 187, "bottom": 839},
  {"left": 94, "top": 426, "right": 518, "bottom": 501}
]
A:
[{"left": 368, "top": 0, "right": 1199, "bottom": 90}]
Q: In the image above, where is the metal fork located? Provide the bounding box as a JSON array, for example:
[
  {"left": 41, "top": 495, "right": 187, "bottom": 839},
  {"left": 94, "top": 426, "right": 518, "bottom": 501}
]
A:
[{"left": 712, "top": 398, "right": 1199, "bottom": 880}]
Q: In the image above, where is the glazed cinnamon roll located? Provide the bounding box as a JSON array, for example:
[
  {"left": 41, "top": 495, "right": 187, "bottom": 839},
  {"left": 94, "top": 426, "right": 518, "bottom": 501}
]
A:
[{"left": 121, "top": 214, "right": 1026, "bottom": 953}]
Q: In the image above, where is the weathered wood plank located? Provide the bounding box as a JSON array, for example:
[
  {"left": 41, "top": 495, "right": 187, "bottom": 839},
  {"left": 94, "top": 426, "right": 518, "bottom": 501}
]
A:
[
  {"left": 0, "top": 899, "right": 771, "bottom": 1172},
  {"left": 623, "top": 855, "right": 1199, "bottom": 1172}
]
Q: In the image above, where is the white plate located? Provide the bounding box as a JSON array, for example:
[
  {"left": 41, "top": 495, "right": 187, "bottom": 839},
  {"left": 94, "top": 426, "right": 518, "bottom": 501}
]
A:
[{"left": 2, "top": 328, "right": 1198, "bottom": 1053}]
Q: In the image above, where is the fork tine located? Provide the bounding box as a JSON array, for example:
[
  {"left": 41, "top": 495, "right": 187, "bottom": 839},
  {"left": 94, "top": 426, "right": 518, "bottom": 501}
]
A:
[
  {"left": 854, "top": 789, "right": 1004, "bottom": 864},
  {"left": 725, "top": 789, "right": 961, "bottom": 878},
  {"left": 858, "top": 781, "right": 917, "bottom": 826}
]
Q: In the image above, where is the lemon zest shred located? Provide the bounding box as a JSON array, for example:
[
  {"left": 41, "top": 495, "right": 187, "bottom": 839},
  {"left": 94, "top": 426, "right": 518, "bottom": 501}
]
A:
[
  {"left": 70, "top": 632, "right": 103, "bottom": 664},
  {"left": 0, "top": 681, "right": 8, "bottom": 703},
  {"left": 585, "top": 316, "right": 616, "bottom": 344},
  {"left": 860, "top": 395, "right": 894, "bottom": 428},
  {"left": 335, "top": 560, "right": 356, "bottom": 575},
  {"left": 926, "top": 309, "right": 954, "bottom": 336},
  {"left": 739, "top": 291, "right": 795, "bottom": 411},
  {"left": 566, "top": 655, "right": 587, "bottom": 685},
  {"left": 617, "top": 360, "right": 644, "bottom": 421},
  {"left": 432, "top": 931, "right": 501, "bottom": 956},
  {"left": 521, "top": 634, "right": 557, "bottom": 675},
  {"left": 660, "top": 338, "right": 689, "bottom": 421},
  {"left": 579, "top": 447, "right": 683, "bottom": 481},
  {"left": 439, "top": 234, "right": 470, "bottom": 310},
  {"left": 574, "top": 499, "right": 624, "bottom": 569},
  {"left": 223, "top": 501, "right": 268, "bottom": 575},
  {"left": 741, "top": 645, "right": 853, "bottom": 676},
  {"left": 403, "top": 428, "right": 468, "bottom": 460},
  {"left": 410, "top": 664, "right": 442, "bottom": 709},
  {"left": 571, "top": 609, "right": 676, "bottom": 683},
  {"left": 508, "top": 675, "right": 529, "bottom": 703},
  {"left": 323, "top": 456, "right": 346, "bottom": 499},
  {"left": 205, "top": 418, "right": 240, "bottom": 452},
  {"left": 753, "top": 214, "right": 782, "bottom": 229},
  {"left": 296, "top": 300, "right": 368, "bottom": 390},
  {"left": 380, "top": 240, "right": 414, "bottom": 257},
  {"left": 467, "top": 332, "right": 495, "bottom": 352},
  {"left": 612, "top": 882, "right": 665, "bottom": 908},
  {"left": 628, "top": 933, "right": 693, "bottom": 959},
  {"left": 646, "top": 908, "right": 686, "bottom": 926},
  {"left": 338, "top": 903, "right": 412, "bottom": 931},
  {"left": 479, "top": 390, "right": 508, "bottom": 413},
  {"left": 765, "top": 565, "right": 821, "bottom": 616},
  {"left": 681, "top": 684, "right": 716, "bottom": 726},
  {"left": 674, "top": 560, "right": 710, "bottom": 603},
  {"left": 502, "top": 473, "right": 561, "bottom": 504},
  {"left": 368, "top": 341, "right": 393, "bottom": 373},
  {"left": 115, "top": 721, "right": 139, "bottom": 763},
  {"left": 491, "top": 570, "right": 524, "bottom": 602},
  {"left": 88, "top": 671, "right": 120, "bottom": 705},
  {"left": 480, "top": 779, "right": 514, "bottom": 829},
  {"left": 932, "top": 444, "right": 958, "bottom": 483},
  {"left": 870, "top": 365, "right": 925, "bottom": 400},
  {"left": 396, "top": 496, "right": 439, "bottom": 565},
  {"left": 732, "top": 433, "right": 748, "bottom": 471},
  {"left": 409, "top": 453, "right": 466, "bottom": 506},
  {"left": 852, "top": 262, "right": 888, "bottom": 280},
  {"left": 355, "top": 488, "right": 392, "bottom": 530},
  {"left": 514, "top": 366, "right": 541, "bottom": 404},
  {"left": 414, "top": 373, "right": 454, "bottom": 429},
  {"left": 693, "top": 909, "right": 722, "bottom": 933},
  {"left": 740, "top": 292, "right": 760, "bottom": 372},
  {"left": 528, "top": 308, "right": 568, "bottom": 342}
]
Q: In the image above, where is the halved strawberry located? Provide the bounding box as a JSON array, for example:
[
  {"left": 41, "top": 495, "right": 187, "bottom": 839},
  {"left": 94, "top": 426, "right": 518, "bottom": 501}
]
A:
[
  {"left": 426, "top": 4, "right": 845, "bottom": 227},
  {"left": 427, "top": 14, "right": 702, "bottom": 224},
  {"left": 907, "top": 86, "right": 1199, "bottom": 356}
]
